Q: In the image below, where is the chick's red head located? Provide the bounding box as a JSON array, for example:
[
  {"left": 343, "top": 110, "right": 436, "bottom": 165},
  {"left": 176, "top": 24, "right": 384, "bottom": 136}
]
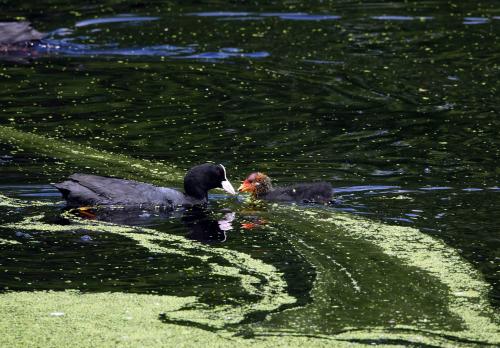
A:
[{"left": 238, "top": 172, "right": 272, "bottom": 197}]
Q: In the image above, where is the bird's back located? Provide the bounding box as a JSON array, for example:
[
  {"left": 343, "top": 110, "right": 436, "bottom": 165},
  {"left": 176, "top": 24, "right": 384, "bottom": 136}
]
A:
[
  {"left": 53, "top": 174, "right": 186, "bottom": 208},
  {"left": 263, "top": 182, "right": 333, "bottom": 203}
]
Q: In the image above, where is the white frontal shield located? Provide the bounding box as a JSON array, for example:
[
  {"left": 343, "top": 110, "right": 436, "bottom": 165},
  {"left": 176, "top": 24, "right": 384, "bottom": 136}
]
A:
[{"left": 219, "top": 164, "right": 236, "bottom": 195}]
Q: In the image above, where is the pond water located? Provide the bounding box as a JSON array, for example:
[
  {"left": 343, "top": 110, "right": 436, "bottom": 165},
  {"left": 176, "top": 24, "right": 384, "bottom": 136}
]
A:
[{"left": 0, "top": 1, "right": 499, "bottom": 346}]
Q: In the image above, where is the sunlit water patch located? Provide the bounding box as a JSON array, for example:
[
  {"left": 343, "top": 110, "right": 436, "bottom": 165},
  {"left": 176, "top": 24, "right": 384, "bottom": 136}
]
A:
[
  {"left": 1, "top": 15, "right": 270, "bottom": 61},
  {"left": 14, "top": 39, "right": 268, "bottom": 61},
  {"left": 462, "top": 17, "right": 491, "bottom": 25}
]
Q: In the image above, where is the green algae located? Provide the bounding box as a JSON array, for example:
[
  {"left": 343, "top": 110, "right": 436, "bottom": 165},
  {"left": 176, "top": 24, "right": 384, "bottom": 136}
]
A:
[
  {"left": 0, "top": 207, "right": 498, "bottom": 347},
  {"left": 0, "top": 237, "right": 20, "bottom": 245},
  {"left": 0, "top": 290, "right": 214, "bottom": 348},
  {"left": 0, "top": 126, "right": 182, "bottom": 185},
  {"left": 2, "top": 213, "right": 296, "bottom": 329},
  {"left": 1, "top": 127, "right": 498, "bottom": 346},
  {"left": 0, "top": 194, "right": 55, "bottom": 208},
  {"left": 258, "top": 206, "right": 500, "bottom": 345},
  {"left": 328, "top": 211, "right": 499, "bottom": 343},
  {"left": 2, "top": 207, "right": 498, "bottom": 346},
  {"left": 0, "top": 291, "right": 380, "bottom": 348},
  {"left": 5, "top": 285, "right": 481, "bottom": 347},
  {"left": 254, "top": 210, "right": 462, "bottom": 333}
]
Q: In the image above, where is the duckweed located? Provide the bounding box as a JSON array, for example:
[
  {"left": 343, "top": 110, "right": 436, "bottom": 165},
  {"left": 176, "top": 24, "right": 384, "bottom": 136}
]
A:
[
  {"left": 3, "top": 213, "right": 296, "bottom": 328},
  {"left": 262, "top": 206, "right": 499, "bottom": 344}
]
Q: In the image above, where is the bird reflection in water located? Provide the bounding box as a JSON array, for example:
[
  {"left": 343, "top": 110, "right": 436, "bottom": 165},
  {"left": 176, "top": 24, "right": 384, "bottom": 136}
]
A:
[
  {"left": 69, "top": 206, "right": 236, "bottom": 244},
  {"left": 182, "top": 208, "right": 236, "bottom": 243}
]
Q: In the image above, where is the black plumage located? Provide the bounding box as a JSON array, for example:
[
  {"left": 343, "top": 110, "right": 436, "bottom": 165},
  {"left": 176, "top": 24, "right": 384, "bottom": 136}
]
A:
[
  {"left": 238, "top": 172, "right": 333, "bottom": 203},
  {"left": 259, "top": 182, "right": 333, "bottom": 203},
  {"left": 53, "top": 163, "right": 235, "bottom": 209}
]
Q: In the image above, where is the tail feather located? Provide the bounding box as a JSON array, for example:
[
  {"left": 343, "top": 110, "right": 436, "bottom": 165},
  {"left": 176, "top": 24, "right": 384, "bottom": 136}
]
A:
[
  {"left": 53, "top": 181, "right": 71, "bottom": 200},
  {"left": 52, "top": 179, "right": 107, "bottom": 206}
]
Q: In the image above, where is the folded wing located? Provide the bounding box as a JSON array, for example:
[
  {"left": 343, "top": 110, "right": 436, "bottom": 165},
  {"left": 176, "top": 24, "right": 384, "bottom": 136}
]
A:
[{"left": 53, "top": 174, "right": 184, "bottom": 207}]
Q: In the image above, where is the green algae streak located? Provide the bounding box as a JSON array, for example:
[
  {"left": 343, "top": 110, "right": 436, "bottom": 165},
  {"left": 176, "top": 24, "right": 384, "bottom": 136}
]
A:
[
  {"left": 0, "top": 237, "right": 20, "bottom": 245},
  {"left": 0, "top": 193, "right": 56, "bottom": 208},
  {"left": 326, "top": 211, "right": 499, "bottom": 343},
  {"left": 257, "top": 206, "right": 500, "bottom": 345},
  {"left": 0, "top": 125, "right": 182, "bottom": 185},
  {"left": 3, "top": 213, "right": 296, "bottom": 328}
]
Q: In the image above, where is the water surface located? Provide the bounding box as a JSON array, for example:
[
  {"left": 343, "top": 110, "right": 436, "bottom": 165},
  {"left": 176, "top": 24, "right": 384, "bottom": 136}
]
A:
[{"left": 0, "top": 0, "right": 499, "bottom": 346}]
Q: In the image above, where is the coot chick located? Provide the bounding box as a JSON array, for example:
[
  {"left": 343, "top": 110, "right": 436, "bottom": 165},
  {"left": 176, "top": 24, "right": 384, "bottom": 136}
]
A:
[
  {"left": 53, "top": 163, "right": 236, "bottom": 209},
  {"left": 238, "top": 172, "right": 332, "bottom": 203}
]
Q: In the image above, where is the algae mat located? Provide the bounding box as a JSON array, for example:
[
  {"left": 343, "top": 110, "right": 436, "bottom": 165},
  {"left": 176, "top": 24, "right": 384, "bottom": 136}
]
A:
[
  {"left": 0, "top": 290, "right": 344, "bottom": 348},
  {"left": 0, "top": 291, "right": 487, "bottom": 348},
  {"left": 1, "top": 210, "right": 498, "bottom": 347}
]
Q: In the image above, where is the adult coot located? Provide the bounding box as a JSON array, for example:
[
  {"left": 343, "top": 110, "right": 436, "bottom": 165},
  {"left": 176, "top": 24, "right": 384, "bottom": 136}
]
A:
[
  {"left": 54, "top": 163, "right": 236, "bottom": 209},
  {"left": 238, "top": 172, "right": 332, "bottom": 203}
]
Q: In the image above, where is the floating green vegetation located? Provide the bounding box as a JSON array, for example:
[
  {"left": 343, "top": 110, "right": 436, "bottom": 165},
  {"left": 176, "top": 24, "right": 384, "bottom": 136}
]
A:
[
  {"left": 0, "top": 193, "right": 55, "bottom": 208},
  {"left": 4, "top": 287, "right": 486, "bottom": 347},
  {"left": 2, "top": 208, "right": 498, "bottom": 347},
  {"left": 0, "top": 126, "right": 182, "bottom": 185},
  {"left": 2, "top": 212, "right": 296, "bottom": 329},
  {"left": 0, "top": 291, "right": 374, "bottom": 348},
  {"left": 0, "top": 237, "right": 20, "bottom": 245},
  {"left": 1, "top": 127, "right": 498, "bottom": 346},
  {"left": 258, "top": 206, "right": 500, "bottom": 345}
]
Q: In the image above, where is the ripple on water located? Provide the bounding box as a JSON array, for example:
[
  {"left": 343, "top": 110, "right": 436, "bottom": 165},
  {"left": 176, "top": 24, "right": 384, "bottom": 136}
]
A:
[
  {"left": 181, "top": 50, "right": 270, "bottom": 60},
  {"left": 260, "top": 13, "right": 341, "bottom": 21},
  {"left": 187, "top": 11, "right": 252, "bottom": 17},
  {"left": 371, "top": 15, "right": 433, "bottom": 21},
  {"left": 187, "top": 12, "right": 340, "bottom": 21},
  {"left": 75, "top": 15, "right": 160, "bottom": 27},
  {"left": 463, "top": 17, "right": 490, "bottom": 25}
]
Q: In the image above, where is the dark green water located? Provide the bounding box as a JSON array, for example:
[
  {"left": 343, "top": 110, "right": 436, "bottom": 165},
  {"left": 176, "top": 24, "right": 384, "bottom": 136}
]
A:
[{"left": 0, "top": 1, "right": 499, "bottom": 345}]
